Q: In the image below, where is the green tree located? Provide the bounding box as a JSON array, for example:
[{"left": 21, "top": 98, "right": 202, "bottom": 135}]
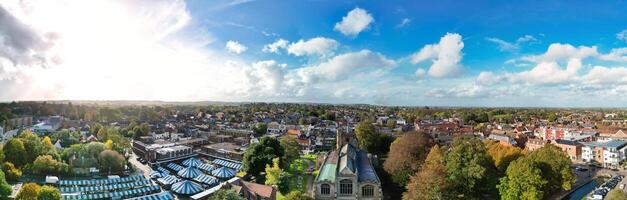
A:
[
  {"left": 606, "top": 189, "right": 627, "bottom": 200},
  {"left": 18, "top": 131, "right": 48, "bottom": 164},
  {"left": 356, "top": 121, "right": 379, "bottom": 153},
  {"left": 279, "top": 136, "right": 300, "bottom": 165},
  {"left": 37, "top": 186, "right": 60, "bottom": 200},
  {"left": 497, "top": 157, "right": 547, "bottom": 200},
  {"left": 0, "top": 170, "right": 13, "bottom": 198},
  {"left": 4, "top": 139, "right": 26, "bottom": 167},
  {"left": 252, "top": 123, "right": 268, "bottom": 136},
  {"left": 284, "top": 191, "right": 313, "bottom": 200},
  {"left": 527, "top": 144, "right": 575, "bottom": 193},
  {"left": 242, "top": 137, "right": 284, "bottom": 181},
  {"left": 383, "top": 131, "right": 433, "bottom": 186},
  {"left": 98, "top": 150, "right": 126, "bottom": 173},
  {"left": 547, "top": 112, "right": 557, "bottom": 122},
  {"left": 16, "top": 183, "right": 40, "bottom": 200},
  {"left": 445, "top": 136, "right": 495, "bottom": 199},
  {"left": 403, "top": 145, "right": 447, "bottom": 200},
  {"left": 207, "top": 189, "right": 244, "bottom": 200},
  {"left": 264, "top": 158, "right": 282, "bottom": 185}
]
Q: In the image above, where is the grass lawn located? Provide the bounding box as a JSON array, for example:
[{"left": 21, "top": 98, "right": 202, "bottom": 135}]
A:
[{"left": 277, "top": 174, "right": 311, "bottom": 200}]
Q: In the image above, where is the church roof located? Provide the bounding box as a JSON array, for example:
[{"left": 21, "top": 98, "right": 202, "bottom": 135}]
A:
[{"left": 356, "top": 151, "right": 379, "bottom": 183}]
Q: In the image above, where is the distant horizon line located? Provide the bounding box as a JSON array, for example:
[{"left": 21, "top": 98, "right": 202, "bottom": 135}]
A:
[{"left": 1, "top": 99, "right": 627, "bottom": 109}]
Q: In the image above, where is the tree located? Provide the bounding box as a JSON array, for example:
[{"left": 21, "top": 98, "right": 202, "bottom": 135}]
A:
[
  {"left": 16, "top": 183, "right": 40, "bottom": 200},
  {"left": 18, "top": 131, "right": 48, "bottom": 164},
  {"left": 527, "top": 144, "right": 575, "bottom": 193},
  {"left": 0, "top": 170, "right": 12, "bottom": 198},
  {"left": 445, "top": 136, "right": 496, "bottom": 199},
  {"left": 264, "top": 158, "right": 282, "bottom": 185},
  {"left": 606, "top": 189, "right": 627, "bottom": 200},
  {"left": 4, "top": 139, "right": 26, "bottom": 167},
  {"left": 3, "top": 162, "right": 22, "bottom": 181},
  {"left": 497, "top": 157, "right": 547, "bottom": 200},
  {"left": 386, "top": 119, "right": 396, "bottom": 129},
  {"left": 99, "top": 150, "right": 126, "bottom": 173},
  {"left": 242, "top": 137, "right": 284, "bottom": 181},
  {"left": 252, "top": 123, "right": 268, "bottom": 136},
  {"left": 96, "top": 128, "right": 108, "bottom": 141},
  {"left": 403, "top": 145, "right": 447, "bottom": 200},
  {"left": 355, "top": 121, "right": 379, "bottom": 153},
  {"left": 284, "top": 191, "right": 313, "bottom": 200},
  {"left": 485, "top": 141, "right": 523, "bottom": 173},
  {"left": 207, "top": 189, "right": 244, "bottom": 200},
  {"left": 37, "top": 186, "right": 60, "bottom": 200},
  {"left": 547, "top": 112, "right": 557, "bottom": 122},
  {"left": 31, "top": 155, "right": 65, "bottom": 175},
  {"left": 384, "top": 131, "right": 433, "bottom": 186},
  {"left": 279, "top": 136, "right": 300, "bottom": 164}
]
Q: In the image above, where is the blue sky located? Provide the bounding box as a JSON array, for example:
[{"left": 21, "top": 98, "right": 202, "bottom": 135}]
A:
[{"left": 0, "top": 0, "right": 626, "bottom": 107}]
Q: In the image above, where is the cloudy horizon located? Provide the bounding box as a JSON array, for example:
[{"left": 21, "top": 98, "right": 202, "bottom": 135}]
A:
[{"left": 1, "top": 0, "right": 626, "bottom": 107}]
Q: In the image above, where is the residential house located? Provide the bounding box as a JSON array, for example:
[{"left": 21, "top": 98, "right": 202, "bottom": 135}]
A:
[
  {"left": 552, "top": 139, "right": 583, "bottom": 160},
  {"left": 582, "top": 140, "right": 627, "bottom": 169}
]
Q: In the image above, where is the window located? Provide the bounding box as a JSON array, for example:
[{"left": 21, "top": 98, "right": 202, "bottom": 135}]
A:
[
  {"left": 321, "top": 184, "right": 330, "bottom": 195},
  {"left": 339, "top": 179, "right": 352, "bottom": 195},
  {"left": 362, "top": 185, "right": 374, "bottom": 197}
]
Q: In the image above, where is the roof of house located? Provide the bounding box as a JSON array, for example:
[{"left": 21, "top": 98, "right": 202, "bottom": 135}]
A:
[
  {"left": 242, "top": 181, "right": 275, "bottom": 198},
  {"left": 553, "top": 139, "right": 581, "bottom": 146},
  {"left": 584, "top": 140, "right": 627, "bottom": 149}
]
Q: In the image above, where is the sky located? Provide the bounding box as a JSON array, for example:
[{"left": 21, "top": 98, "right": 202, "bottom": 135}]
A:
[{"left": 0, "top": 0, "right": 626, "bottom": 107}]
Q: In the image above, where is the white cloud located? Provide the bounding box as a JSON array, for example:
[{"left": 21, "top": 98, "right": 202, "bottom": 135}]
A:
[
  {"left": 415, "top": 68, "right": 426, "bottom": 78},
  {"left": 293, "top": 50, "right": 396, "bottom": 84},
  {"left": 244, "top": 60, "right": 287, "bottom": 93},
  {"left": 485, "top": 37, "right": 519, "bottom": 52},
  {"left": 516, "top": 35, "right": 538, "bottom": 43},
  {"left": 225, "top": 40, "right": 247, "bottom": 54},
  {"left": 486, "top": 35, "right": 538, "bottom": 52},
  {"left": 617, "top": 29, "right": 627, "bottom": 43},
  {"left": 582, "top": 66, "right": 627, "bottom": 85},
  {"left": 287, "top": 37, "right": 338, "bottom": 57},
  {"left": 521, "top": 43, "right": 597, "bottom": 62},
  {"left": 334, "top": 8, "right": 374, "bottom": 37},
  {"left": 475, "top": 72, "right": 504, "bottom": 85},
  {"left": 397, "top": 18, "right": 411, "bottom": 28},
  {"left": 411, "top": 33, "right": 464, "bottom": 78},
  {"left": 262, "top": 38, "right": 288, "bottom": 53},
  {"left": 599, "top": 48, "right": 627, "bottom": 62}
]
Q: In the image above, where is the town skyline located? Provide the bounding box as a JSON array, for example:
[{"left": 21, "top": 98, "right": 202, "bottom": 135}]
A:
[{"left": 1, "top": 0, "right": 627, "bottom": 106}]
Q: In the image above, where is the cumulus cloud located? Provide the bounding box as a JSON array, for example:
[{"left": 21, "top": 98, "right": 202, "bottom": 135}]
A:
[
  {"left": 243, "top": 60, "right": 287, "bottom": 94},
  {"left": 334, "top": 8, "right": 374, "bottom": 37},
  {"left": 287, "top": 37, "right": 338, "bottom": 57},
  {"left": 293, "top": 50, "right": 396, "bottom": 84},
  {"left": 582, "top": 66, "right": 627, "bottom": 85},
  {"left": 618, "top": 29, "right": 627, "bottom": 43},
  {"left": 225, "top": 40, "right": 247, "bottom": 54},
  {"left": 262, "top": 38, "right": 288, "bottom": 53},
  {"left": 521, "top": 43, "right": 597, "bottom": 62},
  {"left": 599, "top": 48, "right": 627, "bottom": 62},
  {"left": 411, "top": 33, "right": 464, "bottom": 78}
]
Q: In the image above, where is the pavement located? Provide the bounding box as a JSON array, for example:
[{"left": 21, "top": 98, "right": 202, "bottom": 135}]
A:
[{"left": 129, "top": 153, "right": 151, "bottom": 178}]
